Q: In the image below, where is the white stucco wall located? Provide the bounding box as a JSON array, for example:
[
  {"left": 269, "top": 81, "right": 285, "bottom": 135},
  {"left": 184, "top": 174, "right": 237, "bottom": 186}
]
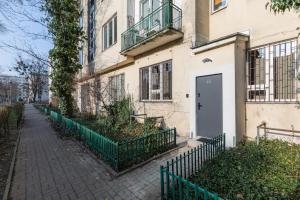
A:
[
  {"left": 246, "top": 103, "right": 300, "bottom": 138},
  {"left": 189, "top": 44, "right": 237, "bottom": 147}
]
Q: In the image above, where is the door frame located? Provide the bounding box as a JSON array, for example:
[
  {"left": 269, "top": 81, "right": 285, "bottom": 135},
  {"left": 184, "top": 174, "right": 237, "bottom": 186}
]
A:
[{"left": 195, "top": 73, "right": 223, "bottom": 139}]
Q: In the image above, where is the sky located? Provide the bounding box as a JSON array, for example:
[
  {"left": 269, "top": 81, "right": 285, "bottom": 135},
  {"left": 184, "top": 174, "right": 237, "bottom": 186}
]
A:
[{"left": 0, "top": 1, "right": 52, "bottom": 76}]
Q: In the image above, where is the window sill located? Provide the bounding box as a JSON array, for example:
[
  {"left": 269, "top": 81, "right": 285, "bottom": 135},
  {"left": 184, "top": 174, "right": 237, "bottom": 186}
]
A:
[
  {"left": 102, "top": 41, "right": 118, "bottom": 52},
  {"left": 140, "top": 100, "right": 173, "bottom": 103},
  {"left": 246, "top": 101, "right": 298, "bottom": 104}
]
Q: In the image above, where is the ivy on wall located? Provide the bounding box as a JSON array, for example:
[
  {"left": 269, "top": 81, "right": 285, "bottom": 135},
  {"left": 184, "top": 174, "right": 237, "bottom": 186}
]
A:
[{"left": 43, "top": 0, "right": 85, "bottom": 116}]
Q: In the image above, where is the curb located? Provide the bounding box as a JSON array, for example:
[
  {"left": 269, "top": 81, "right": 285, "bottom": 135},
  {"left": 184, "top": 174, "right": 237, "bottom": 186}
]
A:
[
  {"left": 72, "top": 138, "right": 188, "bottom": 177},
  {"left": 2, "top": 129, "right": 21, "bottom": 200},
  {"left": 115, "top": 141, "right": 187, "bottom": 177}
]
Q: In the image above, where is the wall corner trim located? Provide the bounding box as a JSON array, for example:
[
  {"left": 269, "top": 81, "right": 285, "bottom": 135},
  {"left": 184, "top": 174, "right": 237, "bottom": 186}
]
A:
[{"left": 192, "top": 33, "right": 249, "bottom": 54}]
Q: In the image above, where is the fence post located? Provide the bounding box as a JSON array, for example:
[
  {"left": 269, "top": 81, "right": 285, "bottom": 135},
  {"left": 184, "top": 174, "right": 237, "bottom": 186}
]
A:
[
  {"left": 263, "top": 122, "right": 267, "bottom": 139},
  {"left": 223, "top": 133, "right": 226, "bottom": 151},
  {"left": 116, "top": 142, "right": 119, "bottom": 171},
  {"left": 174, "top": 128, "right": 177, "bottom": 146},
  {"left": 257, "top": 126, "right": 260, "bottom": 145},
  {"left": 160, "top": 166, "right": 165, "bottom": 200},
  {"left": 166, "top": 161, "right": 170, "bottom": 199}
]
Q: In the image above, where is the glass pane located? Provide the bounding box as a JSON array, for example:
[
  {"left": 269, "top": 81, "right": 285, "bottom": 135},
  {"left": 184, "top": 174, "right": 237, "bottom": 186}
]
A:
[
  {"left": 151, "top": 65, "right": 160, "bottom": 100},
  {"left": 141, "top": 68, "right": 149, "bottom": 100},
  {"left": 249, "top": 49, "right": 265, "bottom": 85},
  {"left": 273, "top": 42, "right": 296, "bottom": 100},
  {"left": 103, "top": 25, "right": 108, "bottom": 49},
  {"left": 142, "top": 0, "right": 150, "bottom": 17},
  {"left": 114, "top": 16, "right": 117, "bottom": 43},
  {"left": 109, "top": 21, "right": 113, "bottom": 46},
  {"left": 152, "top": 0, "right": 160, "bottom": 11},
  {"left": 163, "top": 62, "right": 172, "bottom": 100},
  {"left": 213, "top": 0, "right": 227, "bottom": 11}
]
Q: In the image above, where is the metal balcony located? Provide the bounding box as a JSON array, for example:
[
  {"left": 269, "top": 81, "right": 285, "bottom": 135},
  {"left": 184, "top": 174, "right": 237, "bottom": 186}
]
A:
[{"left": 121, "top": 2, "right": 183, "bottom": 56}]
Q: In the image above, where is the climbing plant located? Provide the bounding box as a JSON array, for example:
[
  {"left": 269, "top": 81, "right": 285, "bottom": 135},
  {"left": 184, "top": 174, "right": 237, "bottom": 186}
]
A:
[
  {"left": 267, "top": 0, "right": 300, "bottom": 13},
  {"left": 43, "top": 0, "right": 85, "bottom": 116}
]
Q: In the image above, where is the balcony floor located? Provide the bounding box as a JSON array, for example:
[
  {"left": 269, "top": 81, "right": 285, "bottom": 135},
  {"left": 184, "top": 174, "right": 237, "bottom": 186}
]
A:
[{"left": 121, "top": 28, "right": 183, "bottom": 57}]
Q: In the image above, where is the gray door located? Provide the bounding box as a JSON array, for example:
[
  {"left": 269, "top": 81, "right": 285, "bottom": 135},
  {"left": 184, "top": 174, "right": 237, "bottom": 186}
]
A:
[{"left": 196, "top": 74, "right": 223, "bottom": 138}]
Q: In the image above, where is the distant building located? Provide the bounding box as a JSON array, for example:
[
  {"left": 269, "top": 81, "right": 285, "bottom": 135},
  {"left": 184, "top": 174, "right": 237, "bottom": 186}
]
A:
[
  {"left": 28, "top": 73, "right": 49, "bottom": 103},
  {"left": 0, "top": 75, "right": 28, "bottom": 103}
]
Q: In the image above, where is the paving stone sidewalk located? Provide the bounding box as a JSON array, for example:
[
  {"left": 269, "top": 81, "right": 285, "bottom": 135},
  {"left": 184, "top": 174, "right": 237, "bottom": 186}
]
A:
[{"left": 10, "top": 104, "right": 189, "bottom": 200}]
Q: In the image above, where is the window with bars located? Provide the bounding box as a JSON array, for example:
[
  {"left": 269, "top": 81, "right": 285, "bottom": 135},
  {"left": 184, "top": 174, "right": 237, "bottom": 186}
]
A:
[
  {"left": 108, "top": 74, "right": 125, "bottom": 102},
  {"left": 247, "top": 39, "right": 298, "bottom": 102},
  {"left": 140, "top": 60, "right": 172, "bottom": 101},
  {"left": 88, "top": 0, "right": 96, "bottom": 62},
  {"left": 81, "top": 83, "right": 91, "bottom": 112}
]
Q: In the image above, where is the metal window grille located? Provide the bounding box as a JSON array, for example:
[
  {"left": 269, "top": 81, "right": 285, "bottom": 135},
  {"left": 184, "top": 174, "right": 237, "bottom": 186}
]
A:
[
  {"left": 246, "top": 39, "right": 298, "bottom": 102},
  {"left": 81, "top": 83, "right": 91, "bottom": 112},
  {"left": 109, "top": 74, "right": 125, "bottom": 102}
]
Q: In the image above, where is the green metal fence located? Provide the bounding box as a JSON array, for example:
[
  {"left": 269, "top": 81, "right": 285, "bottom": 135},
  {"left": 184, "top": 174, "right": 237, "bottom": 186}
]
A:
[
  {"left": 48, "top": 110, "right": 176, "bottom": 171},
  {"left": 118, "top": 128, "right": 176, "bottom": 170},
  {"left": 33, "top": 104, "right": 50, "bottom": 114},
  {"left": 160, "top": 134, "right": 225, "bottom": 200}
]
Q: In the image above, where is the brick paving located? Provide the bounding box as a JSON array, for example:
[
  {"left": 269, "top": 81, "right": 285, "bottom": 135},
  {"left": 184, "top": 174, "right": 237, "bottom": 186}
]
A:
[{"left": 10, "top": 104, "right": 189, "bottom": 200}]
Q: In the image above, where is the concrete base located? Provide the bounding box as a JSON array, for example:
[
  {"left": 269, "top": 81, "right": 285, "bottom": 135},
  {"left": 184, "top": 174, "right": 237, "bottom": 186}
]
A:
[{"left": 187, "top": 138, "right": 204, "bottom": 148}]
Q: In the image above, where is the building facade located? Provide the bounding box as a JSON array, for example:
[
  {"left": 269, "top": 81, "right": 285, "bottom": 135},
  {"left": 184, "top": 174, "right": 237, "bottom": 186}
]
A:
[
  {"left": 0, "top": 75, "right": 28, "bottom": 104},
  {"left": 75, "top": 0, "right": 300, "bottom": 147}
]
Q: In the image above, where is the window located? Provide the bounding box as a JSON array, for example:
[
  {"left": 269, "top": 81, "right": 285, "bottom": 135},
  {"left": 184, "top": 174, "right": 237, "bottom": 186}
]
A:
[
  {"left": 81, "top": 83, "right": 91, "bottom": 112},
  {"left": 88, "top": 0, "right": 96, "bottom": 62},
  {"left": 79, "top": 0, "right": 84, "bottom": 29},
  {"left": 102, "top": 15, "right": 117, "bottom": 50},
  {"left": 247, "top": 40, "right": 297, "bottom": 102},
  {"left": 79, "top": 48, "right": 84, "bottom": 65},
  {"left": 140, "top": 0, "right": 161, "bottom": 18},
  {"left": 212, "top": 0, "right": 227, "bottom": 12},
  {"left": 140, "top": 60, "right": 172, "bottom": 101},
  {"left": 109, "top": 74, "right": 125, "bottom": 102},
  {"left": 79, "top": 9, "right": 83, "bottom": 29}
]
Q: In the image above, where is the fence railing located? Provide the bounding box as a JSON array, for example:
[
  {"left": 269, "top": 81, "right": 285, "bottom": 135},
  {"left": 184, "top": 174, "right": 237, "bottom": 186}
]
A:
[
  {"left": 34, "top": 104, "right": 51, "bottom": 115},
  {"left": 160, "top": 134, "right": 225, "bottom": 200},
  {"left": 121, "top": 2, "right": 182, "bottom": 51},
  {"left": 48, "top": 110, "right": 176, "bottom": 171},
  {"left": 119, "top": 128, "right": 176, "bottom": 170},
  {"left": 257, "top": 122, "right": 300, "bottom": 145}
]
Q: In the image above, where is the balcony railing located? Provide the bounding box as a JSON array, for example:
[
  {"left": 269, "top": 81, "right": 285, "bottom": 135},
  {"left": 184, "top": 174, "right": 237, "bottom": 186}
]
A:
[{"left": 121, "top": 2, "right": 182, "bottom": 52}]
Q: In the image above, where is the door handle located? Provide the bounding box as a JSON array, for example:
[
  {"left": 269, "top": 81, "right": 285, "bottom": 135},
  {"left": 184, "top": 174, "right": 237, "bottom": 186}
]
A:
[{"left": 198, "top": 103, "right": 202, "bottom": 110}]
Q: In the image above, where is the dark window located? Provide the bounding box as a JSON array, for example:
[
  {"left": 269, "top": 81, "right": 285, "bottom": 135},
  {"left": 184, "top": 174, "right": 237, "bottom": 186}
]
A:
[
  {"left": 163, "top": 62, "right": 172, "bottom": 100},
  {"left": 247, "top": 40, "right": 297, "bottom": 102},
  {"left": 114, "top": 16, "right": 117, "bottom": 43},
  {"left": 140, "top": 68, "right": 149, "bottom": 100},
  {"left": 88, "top": 0, "right": 95, "bottom": 62}
]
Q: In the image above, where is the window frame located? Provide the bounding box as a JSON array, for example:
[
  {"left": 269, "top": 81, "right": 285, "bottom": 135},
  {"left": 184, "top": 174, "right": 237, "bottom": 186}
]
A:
[
  {"left": 79, "top": 5, "right": 84, "bottom": 30},
  {"left": 88, "top": 0, "right": 96, "bottom": 63},
  {"left": 246, "top": 39, "right": 298, "bottom": 103},
  {"left": 102, "top": 14, "right": 118, "bottom": 51},
  {"left": 211, "top": 0, "right": 228, "bottom": 14},
  {"left": 139, "top": 60, "right": 172, "bottom": 102},
  {"left": 108, "top": 73, "right": 125, "bottom": 102},
  {"left": 79, "top": 47, "right": 84, "bottom": 65}
]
